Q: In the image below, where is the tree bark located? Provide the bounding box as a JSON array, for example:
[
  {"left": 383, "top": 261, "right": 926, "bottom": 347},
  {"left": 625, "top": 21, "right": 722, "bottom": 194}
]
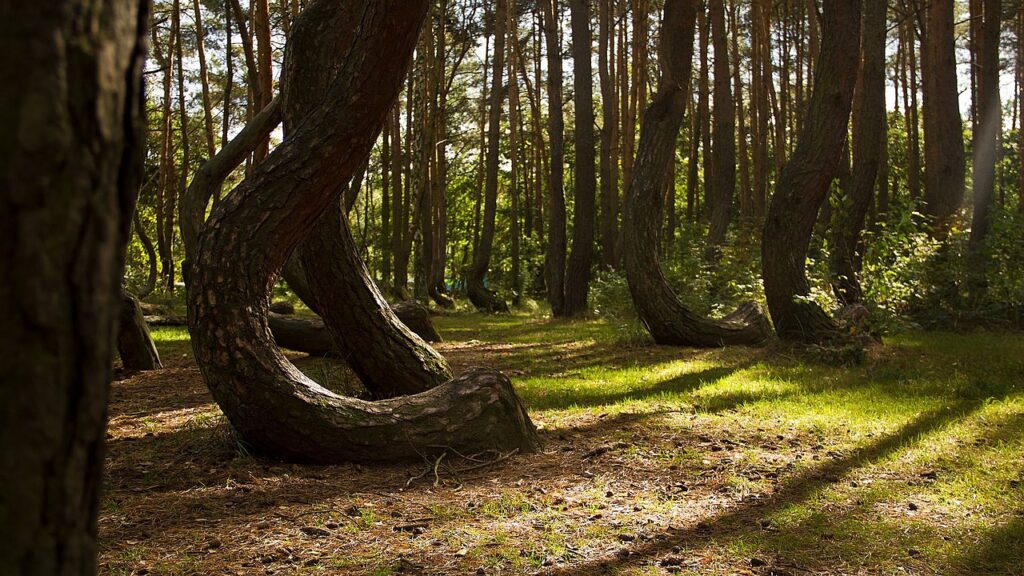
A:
[
  {"left": 469, "top": 0, "right": 511, "bottom": 313},
  {"left": 968, "top": 0, "right": 1002, "bottom": 298},
  {"left": 706, "top": 0, "right": 736, "bottom": 256},
  {"left": 830, "top": 0, "right": 887, "bottom": 306},
  {"left": 118, "top": 292, "right": 163, "bottom": 371},
  {"left": 543, "top": 0, "right": 568, "bottom": 315},
  {"left": 193, "top": 0, "right": 217, "bottom": 158},
  {"left": 599, "top": 0, "right": 619, "bottom": 269},
  {"left": 0, "top": 0, "right": 147, "bottom": 571},
  {"left": 762, "top": 0, "right": 862, "bottom": 343},
  {"left": 921, "top": 0, "right": 966, "bottom": 235},
  {"left": 562, "top": 0, "right": 598, "bottom": 317},
  {"left": 624, "top": 0, "right": 771, "bottom": 347},
  {"left": 133, "top": 211, "right": 158, "bottom": 298},
  {"left": 186, "top": 0, "right": 538, "bottom": 461}
]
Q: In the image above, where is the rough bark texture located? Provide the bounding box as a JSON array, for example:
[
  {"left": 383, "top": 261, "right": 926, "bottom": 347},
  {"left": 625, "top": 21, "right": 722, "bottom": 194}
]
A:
[
  {"left": 268, "top": 314, "right": 334, "bottom": 356},
  {"left": 279, "top": 17, "right": 452, "bottom": 397},
  {"left": 186, "top": 0, "right": 538, "bottom": 461},
  {"left": 543, "top": 0, "right": 568, "bottom": 316},
  {"left": 0, "top": 0, "right": 147, "bottom": 572},
  {"left": 762, "top": 0, "right": 861, "bottom": 343},
  {"left": 623, "top": 0, "right": 771, "bottom": 347},
  {"left": 921, "top": 0, "right": 966, "bottom": 234},
  {"left": 117, "top": 292, "right": 163, "bottom": 371},
  {"left": 562, "top": 0, "right": 598, "bottom": 317},
  {"left": 830, "top": 0, "right": 886, "bottom": 306},
  {"left": 301, "top": 203, "right": 452, "bottom": 398},
  {"left": 469, "top": 0, "right": 511, "bottom": 313}
]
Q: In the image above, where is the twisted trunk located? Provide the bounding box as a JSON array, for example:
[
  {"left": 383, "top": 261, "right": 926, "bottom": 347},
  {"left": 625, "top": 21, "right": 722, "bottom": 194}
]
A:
[{"left": 186, "top": 0, "right": 538, "bottom": 461}]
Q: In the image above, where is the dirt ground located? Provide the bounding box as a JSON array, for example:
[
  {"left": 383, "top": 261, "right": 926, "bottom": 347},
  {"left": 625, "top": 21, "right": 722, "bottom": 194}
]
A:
[{"left": 99, "top": 322, "right": 1023, "bottom": 576}]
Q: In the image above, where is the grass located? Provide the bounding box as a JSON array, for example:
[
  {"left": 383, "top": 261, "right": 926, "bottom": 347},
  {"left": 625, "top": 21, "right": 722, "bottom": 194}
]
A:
[{"left": 102, "top": 310, "right": 1024, "bottom": 575}]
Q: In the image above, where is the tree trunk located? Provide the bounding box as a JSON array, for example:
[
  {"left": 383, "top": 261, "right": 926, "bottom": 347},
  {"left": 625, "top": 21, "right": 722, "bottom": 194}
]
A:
[
  {"left": 118, "top": 292, "right": 163, "bottom": 371},
  {"left": 562, "top": 0, "right": 598, "bottom": 317},
  {"left": 253, "top": 0, "right": 273, "bottom": 163},
  {"left": 624, "top": 0, "right": 771, "bottom": 347},
  {"left": 186, "top": 0, "right": 538, "bottom": 461},
  {"left": 706, "top": 0, "right": 736, "bottom": 256},
  {"left": 133, "top": 211, "right": 158, "bottom": 298},
  {"left": 921, "top": 0, "right": 966, "bottom": 235},
  {"left": 543, "top": 0, "right": 568, "bottom": 315},
  {"left": 598, "top": 0, "right": 619, "bottom": 269},
  {"left": 0, "top": 0, "right": 146, "bottom": 571},
  {"left": 193, "top": 0, "right": 217, "bottom": 158},
  {"left": 968, "top": 0, "right": 1002, "bottom": 298},
  {"left": 469, "top": 0, "right": 510, "bottom": 313},
  {"left": 762, "top": 0, "right": 862, "bottom": 343},
  {"left": 830, "top": 0, "right": 886, "bottom": 306}
]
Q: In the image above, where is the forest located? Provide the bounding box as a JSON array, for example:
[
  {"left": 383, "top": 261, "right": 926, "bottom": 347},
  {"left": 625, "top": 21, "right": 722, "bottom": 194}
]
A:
[{"left": 1, "top": 0, "right": 1023, "bottom": 574}]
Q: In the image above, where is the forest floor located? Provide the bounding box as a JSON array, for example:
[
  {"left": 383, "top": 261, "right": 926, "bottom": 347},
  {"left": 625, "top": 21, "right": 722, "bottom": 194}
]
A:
[{"left": 100, "top": 310, "right": 1024, "bottom": 576}]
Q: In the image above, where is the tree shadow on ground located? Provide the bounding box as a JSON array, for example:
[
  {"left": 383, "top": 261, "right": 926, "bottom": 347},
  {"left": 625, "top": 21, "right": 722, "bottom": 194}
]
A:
[{"left": 547, "top": 398, "right": 989, "bottom": 575}]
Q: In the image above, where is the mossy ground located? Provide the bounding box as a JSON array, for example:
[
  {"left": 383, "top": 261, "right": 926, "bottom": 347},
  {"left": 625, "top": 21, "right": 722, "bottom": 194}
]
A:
[{"left": 100, "top": 310, "right": 1023, "bottom": 575}]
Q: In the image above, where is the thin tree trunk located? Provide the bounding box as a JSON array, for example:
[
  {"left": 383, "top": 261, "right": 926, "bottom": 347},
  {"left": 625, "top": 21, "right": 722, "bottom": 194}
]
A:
[
  {"left": 968, "top": 0, "right": 1002, "bottom": 297},
  {"left": 563, "top": 0, "right": 598, "bottom": 317},
  {"left": 762, "top": 0, "right": 862, "bottom": 343},
  {"left": 193, "top": 0, "right": 216, "bottom": 158},
  {"left": 253, "top": 0, "right": 273, "bottom": 163},
  {"left": 134, "top": 211, "right": 158, "bottom": 298},
  {"left": 599, "top": 0, "right": 619, "bottom": 269},
  {"left": 921, "top": 0, "right": 966, "bottom": 235},
  {"left": 543, "top": 0, "right": 568, "bottom": 315},
  {"left": 733, "top": 0, "right": 753, "bottom": 224},
  {"left": 0, "top": 0, "right": 146, "bottom": 570},
  {"left": 830, "top": 0, "right": 887, "bottom": 306},
  {"left": 469, "top": 0, "right": 510, "bottom": 312},
  {"left": 706, "top": 0, "right": 735, "bottom": 256}
]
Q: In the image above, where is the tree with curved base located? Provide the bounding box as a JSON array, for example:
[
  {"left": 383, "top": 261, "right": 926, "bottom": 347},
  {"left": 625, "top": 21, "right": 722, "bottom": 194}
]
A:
[
  {"left": 761, "top": 0, "right": 862, "bottom": 343},
  {"left": 624, "top": 0, "right": 771, "bottom": 348},
  {"left": 185, "top": 0, "right": 539, "bottom": 462}
]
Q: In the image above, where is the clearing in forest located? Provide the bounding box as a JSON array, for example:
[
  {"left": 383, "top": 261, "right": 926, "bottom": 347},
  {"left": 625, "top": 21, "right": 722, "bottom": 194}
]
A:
[{"left": 101, "top": 313, "right": 1023, "bottom": 576}]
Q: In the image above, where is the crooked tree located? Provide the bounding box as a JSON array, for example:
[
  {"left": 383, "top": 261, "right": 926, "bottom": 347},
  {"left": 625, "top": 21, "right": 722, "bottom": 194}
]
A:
[
  {"left": 185, "top": 0, "right": 538, "bottom": 462},
  {"left": 623, "top": 0, "right": 771, "bottom": 347},
  {"left": 761, "top": 0, "right": 862, "bottom": 343}
]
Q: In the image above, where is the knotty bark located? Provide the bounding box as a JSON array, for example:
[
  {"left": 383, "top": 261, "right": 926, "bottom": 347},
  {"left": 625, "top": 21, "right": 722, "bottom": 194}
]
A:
[
  {"left": 0, "top": 0, "right": 147, "bottom": 571},
  {"left": 762, "top": 0, "right": 861, "bottom": 343},
  {"left": 624, "top": 0, "right": 771, "bottom": 347},
  {"left": 186, "top": 0, "right": 537, "bottom": 460}
]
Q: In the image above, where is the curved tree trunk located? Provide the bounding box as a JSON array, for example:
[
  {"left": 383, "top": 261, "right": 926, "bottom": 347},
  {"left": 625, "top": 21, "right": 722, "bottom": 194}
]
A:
[
  {"left": 0, "top": 0, "right": 147, "bottom": 571},
  {"left": 300, "top": 202, "right": 452, "bottom": 398},
  {"left": 133, "top": 211, "right": 158, "bottom": 298},
  {"left": 267, "top": 313, "right": 333, "bottom": 356},
  {"left": 830, "top": 0, "right": 886, "bottom": 306},
  {"left": 762, "top": 0, "right": 862, "bottom": 343},
  {"left": 279, "top": 13, "right": 451, "bottom": 397},
  {"left": 468, "top": 0, "right": 510, "bottom": 313},
  {"left": 186, "top": 0, "right": 538, "bottom": 462},
  {"left": 624, "top": 0, "right": 770, "bottom": 348}
]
